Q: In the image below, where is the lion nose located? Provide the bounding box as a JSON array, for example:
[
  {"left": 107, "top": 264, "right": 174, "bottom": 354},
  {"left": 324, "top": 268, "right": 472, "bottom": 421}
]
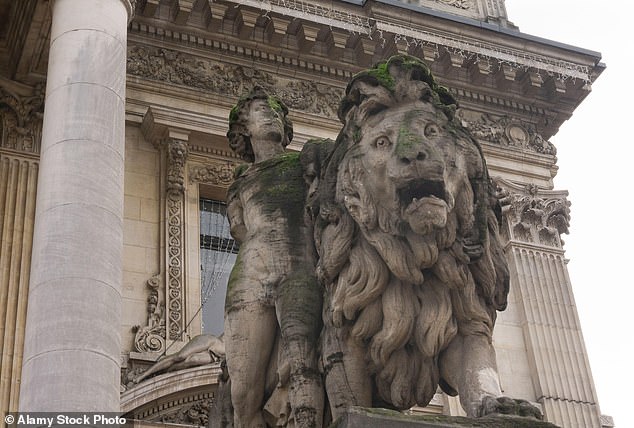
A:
[{"left": 400, "top": 151, "right": 427, "bottom": 165}]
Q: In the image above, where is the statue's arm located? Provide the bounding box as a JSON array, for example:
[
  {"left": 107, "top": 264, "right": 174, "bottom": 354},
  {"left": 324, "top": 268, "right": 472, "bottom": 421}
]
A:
[{"left": 227, "top": 180, "right": 247, "bottom": 242}]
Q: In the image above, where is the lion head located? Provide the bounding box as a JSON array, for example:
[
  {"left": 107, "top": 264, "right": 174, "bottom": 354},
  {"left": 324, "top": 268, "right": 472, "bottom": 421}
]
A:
[{"left": 315, "top": 56, "right": 509, "bottom": 410}]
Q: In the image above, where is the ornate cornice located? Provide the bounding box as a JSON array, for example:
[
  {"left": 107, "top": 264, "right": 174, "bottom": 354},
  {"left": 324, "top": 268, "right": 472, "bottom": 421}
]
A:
[
  {"left": 127, "top": 44, "right": 344, "bottom": 120},
  {"left": 495, "top": 178, "right": 570, "bottom": 249}
]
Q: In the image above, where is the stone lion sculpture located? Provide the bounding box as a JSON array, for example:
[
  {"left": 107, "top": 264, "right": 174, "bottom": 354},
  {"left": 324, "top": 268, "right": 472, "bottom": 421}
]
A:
[{"left": 309, "top": 55, "right": 527, "bottom": 419}]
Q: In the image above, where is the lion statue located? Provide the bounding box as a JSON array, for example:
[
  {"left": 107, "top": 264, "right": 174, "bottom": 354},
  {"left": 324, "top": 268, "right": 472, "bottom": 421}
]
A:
[{"left": 307, "top": 55, "right": 537, "bottom": 420}]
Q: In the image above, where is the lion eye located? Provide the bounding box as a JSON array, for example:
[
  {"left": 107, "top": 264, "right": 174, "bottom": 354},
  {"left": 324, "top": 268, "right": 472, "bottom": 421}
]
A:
[
  {"left": 424, "top": 123, "right": 441, "bottom": 138},
  {"left": 375, "top": 136, "right": 392, "bottom": 149}
]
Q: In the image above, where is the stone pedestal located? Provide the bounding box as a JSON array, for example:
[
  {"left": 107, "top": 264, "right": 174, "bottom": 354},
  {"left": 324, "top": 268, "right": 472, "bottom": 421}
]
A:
[
  {"left": 19, "top": 0, "right": 132, "bottom": 412},
  {"left": 331, "top": 407, "right": 560, "bottom": 428}
]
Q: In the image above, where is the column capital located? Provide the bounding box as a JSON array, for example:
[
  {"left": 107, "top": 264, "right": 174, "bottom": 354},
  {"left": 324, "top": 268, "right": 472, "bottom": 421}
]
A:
[
  {"left": 121, "top": 0, "right": 135, "bottom": 23},
  {"left": 494, "top": 177, "right": 570, "bottom": 249}
]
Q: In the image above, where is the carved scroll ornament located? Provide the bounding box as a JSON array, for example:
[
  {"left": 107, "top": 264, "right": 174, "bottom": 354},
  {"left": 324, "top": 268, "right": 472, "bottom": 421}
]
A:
[{"left": 132, "top": 274, "right": 166, "bottom": 353}]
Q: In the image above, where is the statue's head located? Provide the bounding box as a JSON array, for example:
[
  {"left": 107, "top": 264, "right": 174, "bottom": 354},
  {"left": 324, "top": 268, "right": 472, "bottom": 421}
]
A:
[
  {"left": 325, "top": 55, "right": 492, "bottom": 248},
  {"left": 227, "top": 86, "right": 293, "bottom": 162}
]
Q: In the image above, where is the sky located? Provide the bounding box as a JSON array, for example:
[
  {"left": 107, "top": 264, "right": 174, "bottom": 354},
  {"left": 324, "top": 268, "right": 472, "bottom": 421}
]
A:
[{"left": 504, "top": 1, "right": 633, "bottom": 426}]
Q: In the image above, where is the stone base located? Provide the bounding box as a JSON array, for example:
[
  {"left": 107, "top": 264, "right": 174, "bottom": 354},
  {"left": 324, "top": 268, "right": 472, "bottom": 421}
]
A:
[{"left": 330, "top": 407, "right": 560, "bottom": 428}]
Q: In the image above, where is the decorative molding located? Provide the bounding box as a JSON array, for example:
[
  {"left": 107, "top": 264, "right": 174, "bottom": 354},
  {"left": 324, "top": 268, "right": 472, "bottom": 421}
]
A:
[
  {"left": 458, "top": 111, "right": 556, "bottom": 155},
  {"left": 158, "top": 397, "right": 213, "bottom": 426},
  {"left": 434, "top": 0, "right": 474, "bottom": 10},
  {"left": 127, "top": 44, "right": 344, "bottom": 119},
  {"left": 164, "top": 138, "right": 188, "bottom": 340},
  {"left": 189, "top": 160, "right": 237, "bottom": 186},
  {"left": 228, "top": 0, "right": 592, "bottom": 83},
  {"left": 0, "top": 83, "right": 44, "bottom": 155},
  {"left": 495, "top": 178, "right": 570, "bottom": 249},
  {"left": 132, "top": 274, "right": 166, "bottom": 354}
]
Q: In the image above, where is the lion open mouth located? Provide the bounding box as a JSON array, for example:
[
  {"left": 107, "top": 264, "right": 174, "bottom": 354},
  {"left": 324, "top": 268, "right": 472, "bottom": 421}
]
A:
[{"left": 399, "top": 179, "right": 449, "bottom": 233}]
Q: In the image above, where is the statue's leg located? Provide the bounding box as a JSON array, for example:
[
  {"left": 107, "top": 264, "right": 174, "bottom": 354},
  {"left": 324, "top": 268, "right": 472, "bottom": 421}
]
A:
[
  {"left": 225, "top": 287, "right": 277, "bottom": 428},
  {"left": 439, "top": 333, "right": 502, "bottom": 417},
  {"left": 133, "top": 354, "right": 182, "bottom": 384},
  {"left": 321, "top": 308, "right": 372, "bottom": 419},
  {"left": 277, "top": 273, "right": 324, "bottom": 428}
]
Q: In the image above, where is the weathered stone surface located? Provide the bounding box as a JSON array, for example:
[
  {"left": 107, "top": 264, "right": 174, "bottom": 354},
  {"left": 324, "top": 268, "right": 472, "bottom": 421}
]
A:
[
  {"left": 331, "top": 407, "right": 558, "bottom": 428},
  {"left": 220, "top": 56, "right": 542, "bottom": 427}
]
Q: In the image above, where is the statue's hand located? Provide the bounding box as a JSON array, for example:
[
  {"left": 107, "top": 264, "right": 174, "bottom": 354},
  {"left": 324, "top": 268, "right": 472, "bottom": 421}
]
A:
[{"left": 479, "top": 395, "right": 543, "bottom": 420}]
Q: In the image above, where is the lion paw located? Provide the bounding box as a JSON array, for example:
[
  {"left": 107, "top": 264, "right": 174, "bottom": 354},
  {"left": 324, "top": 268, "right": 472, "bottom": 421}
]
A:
[{"left": 479, "top": 395, "right": 543, "bottom": 420}]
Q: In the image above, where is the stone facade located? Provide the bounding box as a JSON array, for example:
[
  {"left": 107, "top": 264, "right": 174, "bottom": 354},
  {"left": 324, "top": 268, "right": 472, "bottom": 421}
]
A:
[{"left": 0, "top": 0, "right": 612, "bottom": 426}]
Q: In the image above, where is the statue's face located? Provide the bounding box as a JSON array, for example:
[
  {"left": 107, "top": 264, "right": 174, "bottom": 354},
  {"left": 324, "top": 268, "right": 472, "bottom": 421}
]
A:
[
  {"left": 247, "top": 99, "right": 285, "bottom": 146},
  {"left": 348, "top": 99, "right": 474, "bottom": 235}
]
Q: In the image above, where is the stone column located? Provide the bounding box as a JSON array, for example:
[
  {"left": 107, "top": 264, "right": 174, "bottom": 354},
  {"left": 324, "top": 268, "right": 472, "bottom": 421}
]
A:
[
  {"left": 496, "top": 180, "right": 602, "bottom": 428},
  {"left": 19, "top": 0, "right": 133, "bottom": 411}
]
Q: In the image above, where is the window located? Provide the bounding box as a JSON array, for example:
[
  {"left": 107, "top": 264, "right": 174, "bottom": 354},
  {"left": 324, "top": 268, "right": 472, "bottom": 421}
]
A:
[{"left": 199, "top": 198, "right": 239, "bottom": 335}]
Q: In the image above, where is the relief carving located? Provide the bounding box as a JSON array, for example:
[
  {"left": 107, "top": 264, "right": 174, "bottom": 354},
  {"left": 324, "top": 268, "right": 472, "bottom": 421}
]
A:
[
  {"left": 0, "top": 84, "right": 44, "bottom": 155},
  {"left": 132, "top": 274, "right": 166, "bottom": 354},
  {"left": 189, "top": 161, "right": 236, "bottom": 186},
  {"left": 434, "top": 0, "right": 474, "bottom": 9},
  {"left": 159, "top": 398, "right": 213, "bottom": 426},
  {"left": 164, "top": 139, "right": 188, "bottom": 340},
  {"left": 127, "top": 45, "right": 343, "bottom": 119},
  {"left": 458, "top": 111, "right": 557, "bottom": 155},
  {"left": 496, "top": 180, "right": 570, "bottom": 248}
]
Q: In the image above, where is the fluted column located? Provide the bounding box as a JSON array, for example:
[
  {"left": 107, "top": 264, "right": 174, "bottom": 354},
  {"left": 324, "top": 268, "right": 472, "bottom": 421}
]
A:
[
  {"left": 19, "top": 0, "right": 133, "bottom": 411},
  {"left": 497, "top": 179, "right": 601, "bottom": 428}
]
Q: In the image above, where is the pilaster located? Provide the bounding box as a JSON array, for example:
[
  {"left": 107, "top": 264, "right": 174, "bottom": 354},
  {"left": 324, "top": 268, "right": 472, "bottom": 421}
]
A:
[
  {"left": 496, "top": 178, "right": 601, "bottom": 428},
  {"left": 0, "top": 80, "right": 42, "bottom": 414},
  {"left": 19, "top": 0, "right": 132, "bottom": 412}
]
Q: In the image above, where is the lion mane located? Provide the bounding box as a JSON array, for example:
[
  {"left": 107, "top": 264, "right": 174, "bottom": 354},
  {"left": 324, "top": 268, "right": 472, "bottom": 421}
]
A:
[{"left": 314, "top": 56, "right": 509, "bottom": 410}]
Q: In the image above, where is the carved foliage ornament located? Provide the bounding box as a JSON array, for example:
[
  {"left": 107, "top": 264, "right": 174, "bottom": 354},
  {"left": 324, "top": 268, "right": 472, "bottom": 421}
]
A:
[
  {"left": 459, "top": 112, "right": 557, "bottom": 156},
  {"left": 496, "top": 181, "right": 570, "bottom": 248},
  {"left": 189, "top": 161, "right": 237, "bottom": 186},
  {"left": 0, "top": 84, "right": 44, "bottom": 155},
  {"left": 164, "top": 138, "right": 188, "bottom": 340},
  {"left": 127, "top": 45, "right": 343, "bottom": 119}
]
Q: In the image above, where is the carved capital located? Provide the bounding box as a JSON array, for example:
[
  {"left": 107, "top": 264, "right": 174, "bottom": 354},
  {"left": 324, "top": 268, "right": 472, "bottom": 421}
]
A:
[
  {"left": 0, "top": 82, "right": 44, "bottom": 155},
  {"left": 495, "top": 178, "right": 570, "bottom": 249},
  {"left": 164, "top": 138, "right": 189, "bottom": 195}
]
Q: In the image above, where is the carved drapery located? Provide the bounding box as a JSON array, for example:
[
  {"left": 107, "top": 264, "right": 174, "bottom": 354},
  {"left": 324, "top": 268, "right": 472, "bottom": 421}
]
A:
[
  {"left": 0, "top": 84, "right": 44, "bottom": 155},
  {"left": 132, "top": 274, "right": 166, "bottom": 354},
  {"left": 459, "top": 112, "right": 557, "bottom": 156},
  {"left": 164, "top": 138, "right": 189, "bottom": 340},
  {"left": 189, "top": 161, "right": 237, "bottom": 186},
  {"left": 495, "top": 179, "right": 570, "bottom": 249},
  {"left": 127, "top": 45, "right": 343, "bottom": 119}
]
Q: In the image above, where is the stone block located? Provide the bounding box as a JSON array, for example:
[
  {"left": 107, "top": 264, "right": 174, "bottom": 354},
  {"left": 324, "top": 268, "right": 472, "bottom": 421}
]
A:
[{"left": 331, "top": 407, "right": 559, "bottom": 428}]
